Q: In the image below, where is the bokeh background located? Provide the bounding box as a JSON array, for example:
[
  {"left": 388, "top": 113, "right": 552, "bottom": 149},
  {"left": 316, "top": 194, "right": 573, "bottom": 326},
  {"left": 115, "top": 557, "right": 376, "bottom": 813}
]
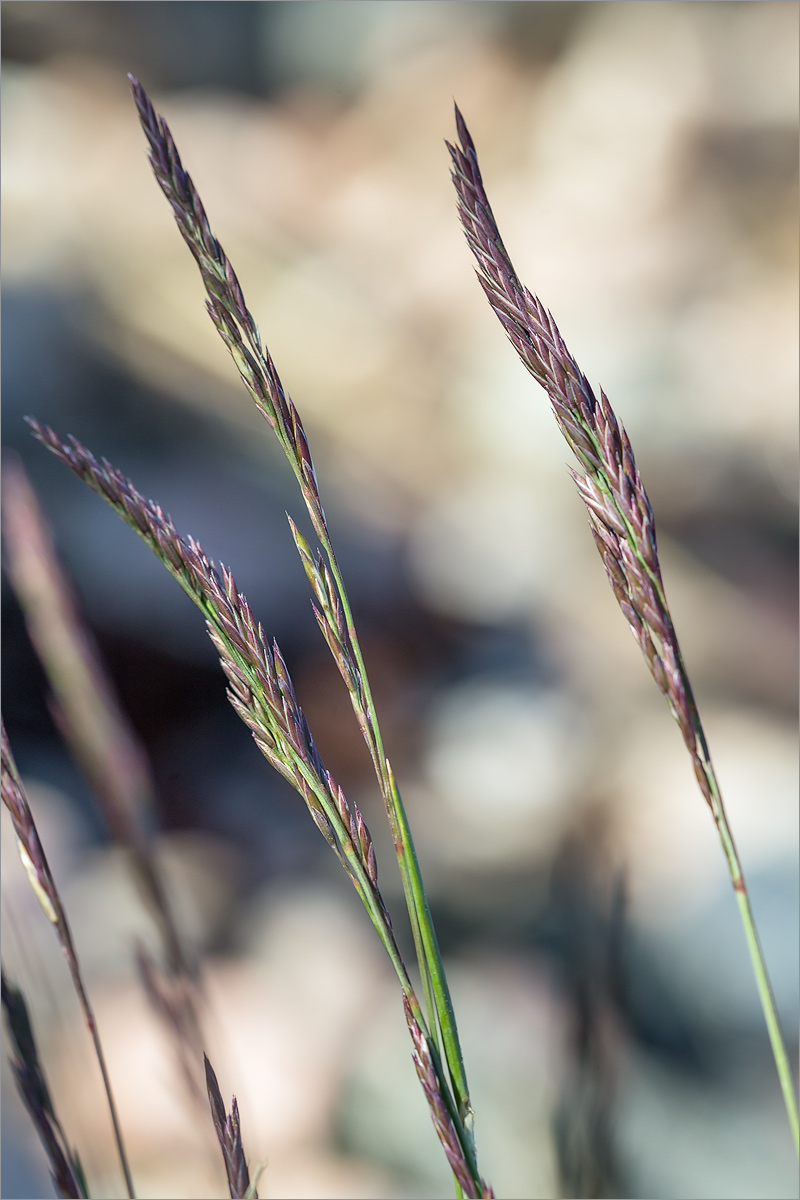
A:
[{"left": 2, "top": 3, "right": 797, "bottom": 1197}]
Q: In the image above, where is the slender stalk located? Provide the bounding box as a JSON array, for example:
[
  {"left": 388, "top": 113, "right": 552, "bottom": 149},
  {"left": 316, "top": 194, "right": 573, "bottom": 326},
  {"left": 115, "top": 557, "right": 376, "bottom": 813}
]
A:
[
  {"left": 1, "top": 725, "right": 136, "bottom": 1197},
  {"left": 448, "top": 103, "right": 799, "bottom": 1152},
  {"left": 323, "top": 540, "right": 471, "bottom": 1125},
  {"left": 697, "top": 731, "right": 799, "bottom": 1150}
]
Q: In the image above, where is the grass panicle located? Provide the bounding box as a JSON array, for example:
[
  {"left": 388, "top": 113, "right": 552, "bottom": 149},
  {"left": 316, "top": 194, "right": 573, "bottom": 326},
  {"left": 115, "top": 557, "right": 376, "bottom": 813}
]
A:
[
  {"left": 27, "top": 416, "right": 485, "bottom": 1196},
  {"left": 446, "top": 109, "right": 689, "bottom": 760},
  {"left": 127, "top": 75, "right": 481, "bottom": 1191},
  {"left": 13, "top": 80, "right": 789, "bottom": 1198},
  {"left": 23, "top": 421, "right": 377, "bottom": 914},
  {"left": 1, "top": 723, "right": 136, "bottom": 1197},
  {"left": 203, "top": 1054, "right": 258, "bottom": 1200},
  {"left": 447, "top": 104, "right": 799, "bottom": 1152},
  {"left": 1, "top": 971, "right": 89, "bottom": 1199},
  {"left": 127, "top": 76, "right": 324, "bottom": 538}
]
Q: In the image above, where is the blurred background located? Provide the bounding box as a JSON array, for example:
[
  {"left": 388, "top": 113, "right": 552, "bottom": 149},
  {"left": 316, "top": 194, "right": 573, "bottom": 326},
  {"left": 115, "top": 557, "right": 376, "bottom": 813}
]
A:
[{"left": 1, "top": 3, "right": 797, "bottom": 1197}]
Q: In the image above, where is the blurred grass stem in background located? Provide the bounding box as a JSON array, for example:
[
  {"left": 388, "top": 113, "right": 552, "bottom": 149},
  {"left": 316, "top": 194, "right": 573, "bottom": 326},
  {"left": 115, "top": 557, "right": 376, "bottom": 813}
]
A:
[
  {"left": 1, "top": 726, "right": 136, "bottom": 1198},
  {"left": 1, "top": 972, "right": 89, "bottom": 1199},
  {"left": 2, "top": 460, "right": 195, "bottom": 985},
  {"left": 447, "top": 104, "right": 799, "bottom": 1155},
  {"left": 2, "top": 456, "right": 214, "bottom": 1124}
]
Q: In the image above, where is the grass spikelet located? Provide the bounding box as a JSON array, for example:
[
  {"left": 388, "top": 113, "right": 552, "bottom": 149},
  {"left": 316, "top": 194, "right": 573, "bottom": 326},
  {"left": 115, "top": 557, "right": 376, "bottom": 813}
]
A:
[
  {"left": 402, "top": 996, "right": 492, "bottom": 1200},
  {"left": 203, "top": 1054, "right": 257, "bottom": 1200}
]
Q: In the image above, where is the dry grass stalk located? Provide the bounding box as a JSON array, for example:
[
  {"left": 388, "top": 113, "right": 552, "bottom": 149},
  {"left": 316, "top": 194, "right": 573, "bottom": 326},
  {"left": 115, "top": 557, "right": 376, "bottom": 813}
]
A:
[
  {"left": 1, "top": 971, "right": 88, "bottom": 1199},
  {"left": 1, "top": 722, "right": 136, "bottom": 1197},
  {"left": 2, "top": 458, "right": 208, "bottom": 1114},
  {"left": 135, "top": 942, "right": 207, "bottom": 1111},
  {"left": 2, "top": 459, "right": 197, "bottom": 973},
  {"left": 2, "top": 460, "right": 156, "bottom": 855},
  {"left": 447, "top": 105, "right": 798, "bottom": 1151}
]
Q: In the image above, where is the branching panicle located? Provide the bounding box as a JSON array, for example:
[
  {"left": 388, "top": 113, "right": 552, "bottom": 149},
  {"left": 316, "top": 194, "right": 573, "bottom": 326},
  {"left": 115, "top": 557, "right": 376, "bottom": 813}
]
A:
[
  {"left": 447, "top": 107, "right": 700, "bottom": 782},
  {"left": 24, "top": 83, "right": 502, "bottom": 1200},
  {"left": 129, "top": 75, "right": 327, "bottom": 542},
  {"left": 26, "top": 420, "right": 383, "bottom": 926},
  {"left": 449, "top": 104, "right": 799, "bottom": 1152}
]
